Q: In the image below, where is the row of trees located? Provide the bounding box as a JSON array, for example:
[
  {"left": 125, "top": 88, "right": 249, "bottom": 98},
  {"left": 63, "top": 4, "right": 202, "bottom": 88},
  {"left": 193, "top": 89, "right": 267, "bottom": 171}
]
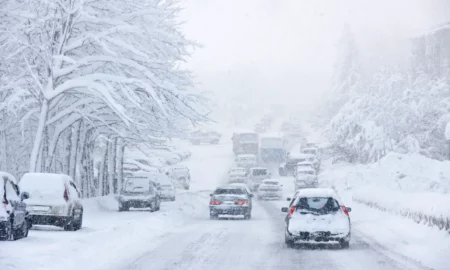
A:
[
  {"left": 320, "top": 24, "right": 450, "bottom": 163},
  {"left": 0, "top": 0, "right": 207, "bottom": 196}
]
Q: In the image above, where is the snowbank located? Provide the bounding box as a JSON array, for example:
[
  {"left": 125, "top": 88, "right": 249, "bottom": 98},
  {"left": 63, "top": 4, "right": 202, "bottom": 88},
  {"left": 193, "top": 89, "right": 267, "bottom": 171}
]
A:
[{"left": 320, "top": 152, "right": 450, "bottom": 232}]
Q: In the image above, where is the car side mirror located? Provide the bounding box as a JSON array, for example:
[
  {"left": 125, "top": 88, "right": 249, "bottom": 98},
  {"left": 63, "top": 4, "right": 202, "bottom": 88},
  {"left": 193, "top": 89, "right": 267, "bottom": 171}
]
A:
[
  {"left": 21, "top": 192, "right": 30, "bottom": 201},
  {"left": 286, "top": 197, "right": 291, "bottom": 201},
  {"left": 346, "top": 207, "right": 352, "bottom": 213},
  {"left": 210, "top": 193, "right": 213, "bottom": 197},
  {"left": 281, "top": 207, "right": 288, "bottom": 212}
]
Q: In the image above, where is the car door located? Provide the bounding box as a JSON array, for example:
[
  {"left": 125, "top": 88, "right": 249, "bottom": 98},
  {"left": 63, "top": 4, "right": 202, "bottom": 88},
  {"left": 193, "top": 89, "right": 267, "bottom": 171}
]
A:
[
  {"left": 5, "top": 181, "right": 25, "bottom": 229},
  {"left": 68, "top": 182, "right": 83, "bottom": 218}
]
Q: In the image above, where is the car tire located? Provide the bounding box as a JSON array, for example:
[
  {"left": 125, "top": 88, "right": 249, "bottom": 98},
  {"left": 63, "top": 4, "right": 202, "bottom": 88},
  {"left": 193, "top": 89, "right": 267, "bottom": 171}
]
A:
[
  {"left": 63, "top": 212, "right": 76, "bottom": 231},
  {"left": 244, "top": 211, "right": 252, "bottom": 220},
  {"left": 119, "top": 203, "right": 129, "bottom": 212},
  {"left": 171, "top": 197, "right": 176, "bottom": 201},
  {"left": 285, "top": 232, "right": 294, "bottom": 248},
  {"left": 340, "top": 240, "right": 350, "bottom": 249},
  {"left": 74, "top": 209, "right": 83, "bottom": 231},
  {"left": 184, "top": 185, "right": 190, "bottom": 190},
  {"left": 210, "top": 214, "right": 218, "bottom": 220}
]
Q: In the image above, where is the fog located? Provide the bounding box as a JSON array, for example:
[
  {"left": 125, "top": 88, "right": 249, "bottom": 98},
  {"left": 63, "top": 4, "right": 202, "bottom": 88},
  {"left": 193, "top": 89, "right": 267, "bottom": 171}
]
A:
[{"left": 181, "top": 0, "right": 450, "bottom": 122}]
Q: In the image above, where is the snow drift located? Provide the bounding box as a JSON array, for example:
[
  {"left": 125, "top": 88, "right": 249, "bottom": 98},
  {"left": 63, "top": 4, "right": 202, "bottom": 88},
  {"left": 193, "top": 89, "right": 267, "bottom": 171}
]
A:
[{"left": 320, "top": 152, "right": 450, "bottom": 232}]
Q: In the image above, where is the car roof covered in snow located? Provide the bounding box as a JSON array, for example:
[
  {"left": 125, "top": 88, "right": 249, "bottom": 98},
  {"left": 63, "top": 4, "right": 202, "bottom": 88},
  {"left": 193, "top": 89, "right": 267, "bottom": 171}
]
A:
[
  {"left": 288, "top": 153, "right": 312, "bottom": 159},
  {"left": 237, "top": 154, "right": 257, "bottom": 158},
  {"left": 21, "top": 173, "right": 72, "bottom": 184},
  {"left": 295, "top": 188, "right": 340, "bottom": 200},
  {"left": 0, "top": 171, "right": 17, "bottom": 184},
  {"left": 302, "top": 147, "right": 318, "bottom": 152}
]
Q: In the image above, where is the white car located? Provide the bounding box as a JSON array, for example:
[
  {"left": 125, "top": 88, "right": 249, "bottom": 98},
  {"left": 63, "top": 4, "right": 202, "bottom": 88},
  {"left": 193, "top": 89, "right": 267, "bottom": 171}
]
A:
[
  {"left": 295, "top": 168, "right": 318, "bottom": 190},
  {"left": 248, "top": 167, "right": 271, "bottom": 191},
  {"left": 228, "top": 167, "right": 248, "bottom": 179},
  {"left": 235, "top": 154, "right": 257, "bottom": 168},
  {"left": 282, "top": 188, "right": 352, "bottom": 248},
  {"left": 171, "top": 165, "right": 191, "bottom": 190},
  {"left": 160, "top": 181, "right": 176, "bottom": 201},
  {"left": 19, "top": 173, "right": 83, "bottom": 231},
  {"left": 257, "top": 179, "right": 282, "bottom": 200}
]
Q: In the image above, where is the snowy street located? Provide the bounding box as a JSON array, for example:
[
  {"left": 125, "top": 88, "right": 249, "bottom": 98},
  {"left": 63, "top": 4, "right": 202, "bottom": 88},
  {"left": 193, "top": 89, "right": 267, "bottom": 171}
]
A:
[{"left": 1, "top": 143, "right": 444, "bottom": 270}]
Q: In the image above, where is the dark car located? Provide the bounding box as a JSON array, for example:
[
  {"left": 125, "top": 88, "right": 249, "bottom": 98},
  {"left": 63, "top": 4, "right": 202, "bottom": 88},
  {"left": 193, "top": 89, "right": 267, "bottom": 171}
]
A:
[
  {"left": 209, "top": 186, "right": 253, "bottom": 220},
  {"left": 1, "top": 173, "right": 30, "bottom": 240},
  {"left": 279, "top": 154, "right": 307, "bottom": 176},
  {"left": 118, "top": 176, "right": 161, "bottom": 212}
]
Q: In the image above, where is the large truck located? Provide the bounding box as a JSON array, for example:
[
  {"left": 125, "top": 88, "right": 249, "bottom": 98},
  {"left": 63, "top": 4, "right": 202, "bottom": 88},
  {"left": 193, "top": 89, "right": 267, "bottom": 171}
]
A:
[
  {"left": 259, "top": 134, "right": 285, "bottom": 163},
  {"left": 232, "top": 131, "right": 259, "bottom": 156}
]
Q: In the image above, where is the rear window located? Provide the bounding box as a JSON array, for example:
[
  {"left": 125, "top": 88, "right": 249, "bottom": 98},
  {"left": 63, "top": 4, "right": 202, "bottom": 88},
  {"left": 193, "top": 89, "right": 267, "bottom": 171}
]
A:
[
  {"left": 252, "top": 169, "right": 267, "bottom": 176},
  {"left": 124, "top": 177, "right": 150, "bottom": 191},
  {"left": 303, "top": 149, "right": 317, "bottom": 155},
  {"left": 297, "top": 171, "right": 315, "bottom": 175},
  {"left": 20, "top": 174, "right": 66, "bottom": 199},
  {"left": 296, "top": 197, "right": 339, "bottom": 214},
  {"left": 263, "top": 181, "right": 279, "bottom": 185},
  {"left": 214, "top": 188, "right": 245, "bottom": 195}
]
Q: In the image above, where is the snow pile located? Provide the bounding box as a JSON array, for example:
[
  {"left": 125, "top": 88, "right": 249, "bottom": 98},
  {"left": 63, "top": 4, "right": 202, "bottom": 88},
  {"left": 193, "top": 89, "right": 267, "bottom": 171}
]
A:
[{"left": 320, "top": 152, "right": 450, "bottom": 231}]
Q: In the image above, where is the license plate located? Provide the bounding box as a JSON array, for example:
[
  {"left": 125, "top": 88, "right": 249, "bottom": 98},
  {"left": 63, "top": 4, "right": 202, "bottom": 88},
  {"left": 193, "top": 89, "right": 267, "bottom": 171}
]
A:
[
  {"left": 223, "top": 201, "right": 234, "bottom": 205},
  {"left": 32, "top": 206, "right": 50, "bottom": 212}
]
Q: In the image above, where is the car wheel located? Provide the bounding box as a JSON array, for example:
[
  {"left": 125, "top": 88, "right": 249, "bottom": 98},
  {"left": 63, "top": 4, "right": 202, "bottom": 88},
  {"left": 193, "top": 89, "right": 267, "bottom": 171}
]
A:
[
  {"left": 119, "top": 203, "right": 129, "bottom": 212},
  {"left": 244, "top": 211, "right": 252, "bottom": 220},
  {"left": 171, "top": 197, "right": 176, "bottom": 201},
  {"left": 63, "top": 211, "right": 76, "bottom": 231},
  {"left": 74, "top": 209, "right": 83, "bottom": 230},
  {"left": 340, "top": 240, "right": 350, "bottom": 249},
  {"left": 210, "top": 214, "right": 218, "bottom": 220},
  {"left": 285, "top": 232, "right": 294, "bottom": 248},
  {"left": 184, "top": 185, "right": 190, "bottom": 190}
]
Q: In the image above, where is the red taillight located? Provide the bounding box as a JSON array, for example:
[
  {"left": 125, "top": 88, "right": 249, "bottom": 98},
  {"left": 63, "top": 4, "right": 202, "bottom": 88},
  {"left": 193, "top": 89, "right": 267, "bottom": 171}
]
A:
[
  {"left": 235, "top": 200, "right": 248, "bottom": 205},
  {"left": 210, "top": 200, "right": 221, "bottom": 205},
  {"left": 341, "top": 206, "right": 349, "bottom": 216},
  {"left": 288, "top": 206, "right": 296, "bottom": 216},
  {"left": 63, "top": 188, "right": 69, "bottom": 202}
]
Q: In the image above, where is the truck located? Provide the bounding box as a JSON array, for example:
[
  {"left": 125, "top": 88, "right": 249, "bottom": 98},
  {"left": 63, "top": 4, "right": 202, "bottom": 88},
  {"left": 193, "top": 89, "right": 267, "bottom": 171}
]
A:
[
  {"left": 259, "top": 134, "right": 285, "bottom": 163},
  {"left": 232, "top": 131, "right": 259, "bottom": 156}
]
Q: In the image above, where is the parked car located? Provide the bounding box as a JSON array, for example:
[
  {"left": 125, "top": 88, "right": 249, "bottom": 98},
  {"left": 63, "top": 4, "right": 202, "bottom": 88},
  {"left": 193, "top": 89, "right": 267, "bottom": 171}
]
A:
[
  {"left": 256, "top": 179, "right": 282, "bottom": 200},
  {"left": 294, "top": 168, "right": 318, "bottom": 190},
  {"left": 282, "top": 188, "right": 352, "bottom": 248},
  {"left": 1, "top": 172, "right": 29, "bottom": 240},
  {"left": 171, "top": 165, "right": 191, "bottom": 190},
  {"left": 209, "top": 186, "right": 253, "bottom": 220},
  {"left": 235, "top": 154, "right": 257, "bottom": 169},
  {"left": 248, "top": 167, "right": 271, "bottom": 191},
  {"left": 19, "top": 173, "right": 83, "bottom": 231},
  {"left": 301, "top": 148, "right": 321, "bottom": 170},
  {"left": 228, "top": 167, "right": 248, "bottom": 182},
  {"left": 159, "top": 180, "right": 176, "bottom": 201},
  {"left": 118, "top": 175, "right": 161, "bottom": 212}
]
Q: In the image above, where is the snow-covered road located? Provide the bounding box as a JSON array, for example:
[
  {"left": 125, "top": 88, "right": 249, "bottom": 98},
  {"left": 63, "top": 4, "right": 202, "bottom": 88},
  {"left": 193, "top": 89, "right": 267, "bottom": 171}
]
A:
[{"left": 0, "top": 142, "right": 443, "bottom": 270}]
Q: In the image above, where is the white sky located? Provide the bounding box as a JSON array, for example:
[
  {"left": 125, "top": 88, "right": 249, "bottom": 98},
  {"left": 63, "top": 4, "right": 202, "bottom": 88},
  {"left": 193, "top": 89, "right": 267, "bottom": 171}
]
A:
[{"left": 180, "top": 0, "right": 450, "bottom": 119}]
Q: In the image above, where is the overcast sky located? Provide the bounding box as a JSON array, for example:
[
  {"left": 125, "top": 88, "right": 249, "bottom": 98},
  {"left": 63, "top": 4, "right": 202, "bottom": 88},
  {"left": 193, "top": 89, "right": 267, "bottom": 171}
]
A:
[{"left": 180, "top": 0, "right": 450, "bottom": 120}]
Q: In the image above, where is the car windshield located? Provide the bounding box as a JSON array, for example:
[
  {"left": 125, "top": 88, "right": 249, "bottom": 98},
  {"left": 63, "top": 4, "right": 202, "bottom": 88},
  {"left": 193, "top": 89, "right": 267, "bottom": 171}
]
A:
[
  {"left": 214, "top": 188, "right": 245, "bottom": 195},
  {"left": 123, "top": 177, "right": 150, "bottom": 194},
  {"left": 298, "top": 171, "right": 315, "bottom": 175},
  {"left": 303, "top": 149, "right": 316, "bottom": 155},
  {"left": 239, "top": 133, "right": 257, "bottom": 141},
  {"left": 296, "top": 197, "right": 340, "bottom": 214},
  {"left": 252, "top": 169, "right": 267, "bottom": 176}
]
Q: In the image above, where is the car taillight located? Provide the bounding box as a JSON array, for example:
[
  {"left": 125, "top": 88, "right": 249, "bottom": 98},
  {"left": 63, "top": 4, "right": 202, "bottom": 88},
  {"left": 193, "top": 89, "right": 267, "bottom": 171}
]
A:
[
  {"left": 341, "top": 206, "right": 349, "bottom": 216},
  {"left": 63, "top": 188, "right": 69, "bottom": 202},
  {"left": 288, "top": 206, "right": 296, "bottom": 216},
  {"left": 235, "top": 200, "right": 248, "bottom": 205},
  {"left": 210, "top": 200, "right": 221, "bottom": 205}
]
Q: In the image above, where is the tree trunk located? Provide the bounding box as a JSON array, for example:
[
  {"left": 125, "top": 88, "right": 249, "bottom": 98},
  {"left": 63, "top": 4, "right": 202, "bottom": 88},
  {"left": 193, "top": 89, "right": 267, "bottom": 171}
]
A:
[
  {"left": 98, "top": 141, "right": 108, "bottom": 196},
  {"left": 30, "top": 99, "right": 49, "bottom": 172},
  {"left": 64, "top": 129, "right": 72, "bottom": 175},
  {"left": 69, "top": 120, "right": 82, "bottom": 182},
  {"left": 116, "top": 138, "right": 125, "bottom": 194}
]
